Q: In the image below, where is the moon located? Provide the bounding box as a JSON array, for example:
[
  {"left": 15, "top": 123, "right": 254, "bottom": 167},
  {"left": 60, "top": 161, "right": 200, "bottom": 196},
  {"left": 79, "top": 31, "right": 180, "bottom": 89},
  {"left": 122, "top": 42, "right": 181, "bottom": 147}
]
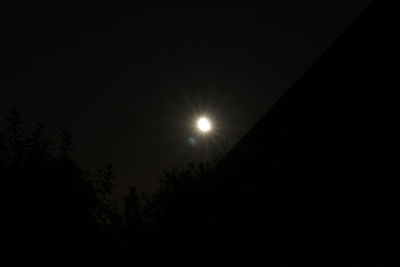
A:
[{"left": 197, "top": 117, "right": 211, "bottom": 132}]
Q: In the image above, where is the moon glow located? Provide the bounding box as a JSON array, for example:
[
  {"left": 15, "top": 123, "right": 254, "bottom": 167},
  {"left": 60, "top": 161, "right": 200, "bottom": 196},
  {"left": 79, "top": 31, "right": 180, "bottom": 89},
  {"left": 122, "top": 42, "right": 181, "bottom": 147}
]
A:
[{"left": 197, "top": 117, "right": 211, "bottom": 132}]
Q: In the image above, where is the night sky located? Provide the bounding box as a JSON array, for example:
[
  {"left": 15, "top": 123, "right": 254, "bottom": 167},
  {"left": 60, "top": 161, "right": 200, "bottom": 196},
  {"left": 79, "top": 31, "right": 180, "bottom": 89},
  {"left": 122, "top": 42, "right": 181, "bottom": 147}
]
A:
[{"left": 1, "top": 1, "right": 371, "bottom": 199}]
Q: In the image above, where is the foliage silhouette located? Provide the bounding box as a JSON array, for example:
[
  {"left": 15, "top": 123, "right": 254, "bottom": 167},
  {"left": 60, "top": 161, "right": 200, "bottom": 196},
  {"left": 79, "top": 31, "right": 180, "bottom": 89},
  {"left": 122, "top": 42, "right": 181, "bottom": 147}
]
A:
[
  {"left": 0, "top": 108, "right": 118, "bottom": 266},
  {"left": 0, "top": 107, "right": 225, "bottom": 267}
]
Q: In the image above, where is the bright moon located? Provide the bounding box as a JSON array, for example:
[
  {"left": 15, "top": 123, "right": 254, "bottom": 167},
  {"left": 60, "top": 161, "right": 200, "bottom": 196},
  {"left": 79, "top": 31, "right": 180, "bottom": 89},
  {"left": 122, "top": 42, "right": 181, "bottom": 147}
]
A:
[{"left": 197, "top": 117, "right": 211, "bottom": 132}]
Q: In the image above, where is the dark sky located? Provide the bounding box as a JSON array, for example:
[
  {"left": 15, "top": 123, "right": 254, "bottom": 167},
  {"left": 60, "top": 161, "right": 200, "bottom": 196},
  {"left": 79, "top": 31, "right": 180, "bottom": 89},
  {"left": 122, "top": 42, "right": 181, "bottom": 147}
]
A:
[{"left": 1, "top": 1, "right": 371, "bottom": 199}]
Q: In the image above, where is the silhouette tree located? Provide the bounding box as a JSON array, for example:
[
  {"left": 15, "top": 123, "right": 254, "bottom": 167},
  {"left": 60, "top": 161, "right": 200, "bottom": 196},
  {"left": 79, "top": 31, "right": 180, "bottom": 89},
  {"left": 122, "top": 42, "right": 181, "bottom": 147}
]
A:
[
  {"left": 0, "top": 108, "right": 118, "bottom": 266},
  {"left": 131, "top": 160, "right": 225, "bottom": 267},
  {"left": 115, "top": 186, "right": 150, "bottom": 266},
  {"left": 0, "top": 107, "right": 240, "bottom": 266}
]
